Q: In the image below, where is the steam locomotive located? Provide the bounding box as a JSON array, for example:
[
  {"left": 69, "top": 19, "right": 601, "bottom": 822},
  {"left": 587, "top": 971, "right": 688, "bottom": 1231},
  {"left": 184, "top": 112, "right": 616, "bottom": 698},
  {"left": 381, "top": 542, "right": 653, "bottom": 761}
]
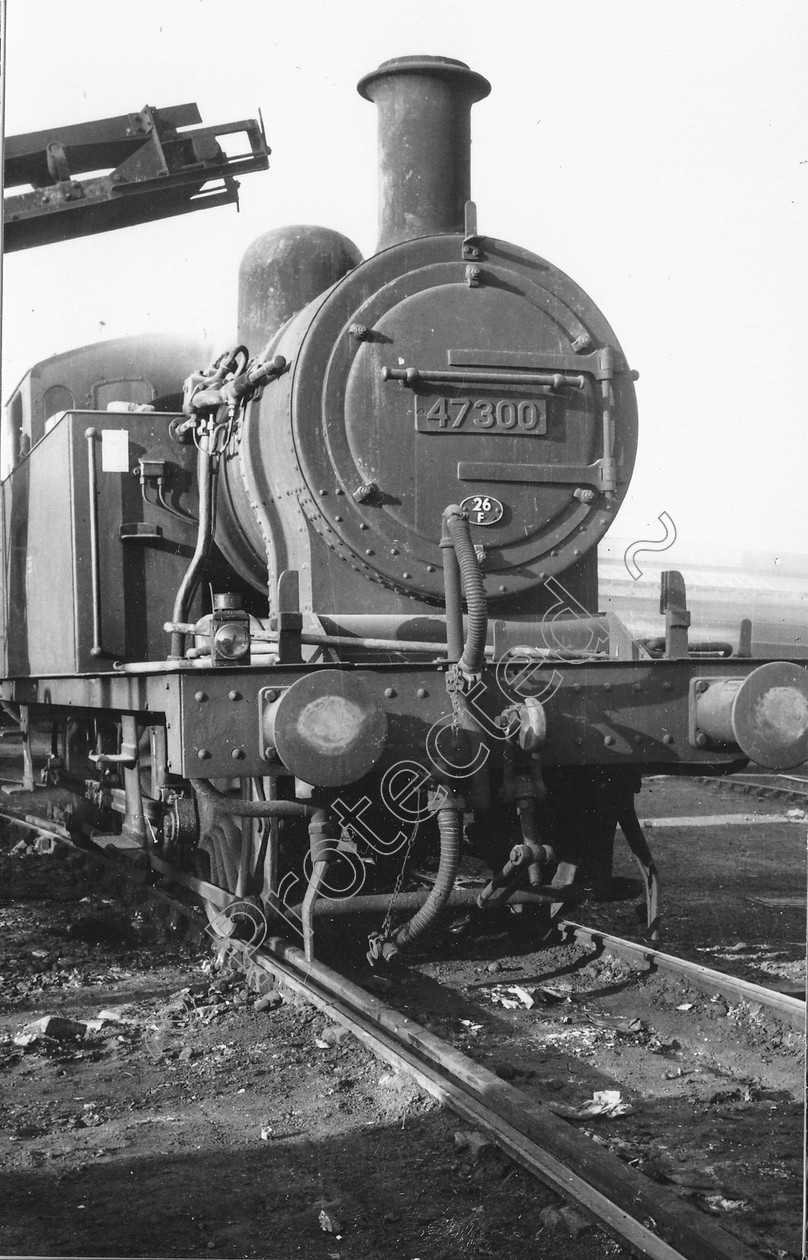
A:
[{"left": 3, "top": 57, "right": 807, "bottom": 962}]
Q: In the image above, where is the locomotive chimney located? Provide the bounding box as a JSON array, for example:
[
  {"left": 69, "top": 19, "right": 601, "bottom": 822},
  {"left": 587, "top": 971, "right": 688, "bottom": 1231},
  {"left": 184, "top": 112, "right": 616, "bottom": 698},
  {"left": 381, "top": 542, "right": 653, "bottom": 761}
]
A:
[{"left": 357, "top": 55, "right": 491, "bottom": 253}]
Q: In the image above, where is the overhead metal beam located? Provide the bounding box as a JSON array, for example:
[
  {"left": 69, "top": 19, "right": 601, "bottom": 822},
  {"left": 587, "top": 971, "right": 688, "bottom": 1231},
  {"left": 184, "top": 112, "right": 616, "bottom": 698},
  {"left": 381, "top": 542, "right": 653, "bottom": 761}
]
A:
[{"left": 3, "top": 103, "right": 269, "bottom": 250}]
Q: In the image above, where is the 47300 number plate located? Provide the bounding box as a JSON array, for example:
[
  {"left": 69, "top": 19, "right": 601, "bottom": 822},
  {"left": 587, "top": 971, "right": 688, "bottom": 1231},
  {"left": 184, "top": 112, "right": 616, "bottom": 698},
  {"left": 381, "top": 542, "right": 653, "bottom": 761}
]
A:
[{"left": 415, "top": 396, "right": 547, "bottom": 435}]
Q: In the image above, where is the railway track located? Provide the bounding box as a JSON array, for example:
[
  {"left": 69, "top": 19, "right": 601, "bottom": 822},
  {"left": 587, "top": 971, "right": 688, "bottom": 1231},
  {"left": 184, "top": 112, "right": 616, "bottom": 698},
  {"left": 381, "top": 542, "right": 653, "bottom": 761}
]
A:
[
  {"left": 696, "top": 771, "right": 808, "bottom": 805},
  {"left": 557, "top": 920, "right": 805, "bottom": 1032},
  {"left": 0, "top": 805, "right": 802, "bottom": 1260}
]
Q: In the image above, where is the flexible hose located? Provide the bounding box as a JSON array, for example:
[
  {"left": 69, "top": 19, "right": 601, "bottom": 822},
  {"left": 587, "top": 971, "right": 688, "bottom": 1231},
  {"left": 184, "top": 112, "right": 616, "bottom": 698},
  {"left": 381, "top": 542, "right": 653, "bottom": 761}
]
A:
[
  {"left": 169, "top": 444, "right": 217, "bottom": 659},
  {"left": 392, "top": 806, "right": 462, "bottom": 949},
  {"left": 445, "top": 510, "right": 487, "bottom": 675},
  {"left": 190, "top": 779, "right": 316, "bottom": 819}
]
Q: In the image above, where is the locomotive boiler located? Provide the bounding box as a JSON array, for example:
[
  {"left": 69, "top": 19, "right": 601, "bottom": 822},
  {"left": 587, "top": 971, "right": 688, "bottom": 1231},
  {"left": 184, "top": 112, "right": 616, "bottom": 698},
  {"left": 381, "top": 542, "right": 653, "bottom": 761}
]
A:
[{"left": 2, "top": 56, "right": 807, "bottom": 962}]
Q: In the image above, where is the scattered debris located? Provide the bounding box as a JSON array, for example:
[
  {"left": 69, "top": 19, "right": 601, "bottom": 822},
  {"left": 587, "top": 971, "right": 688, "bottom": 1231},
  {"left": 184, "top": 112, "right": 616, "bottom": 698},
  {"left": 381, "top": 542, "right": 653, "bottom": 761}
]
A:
[
  {"left": 703, "top": 1193, "right": 749, "bottom": 1212},
  {"left": 316, "top": 1024, "right": 351, "bottom": 1047},
  {"left": 489, "top": 984, "right": 537, "bottom": 1010},
  {"left": 547, "top": 1090, "right": 634, "bottom": 1121},
  {"left": 96, "top": 1005, "right": 137, "bottom": 1023},
  {"left": 254, "top": 989, "right": 284, "bottom": 1013},
  {"left": 363, "top": 974, "right": 394, "bottom": 994},
  {"left": 453, "top": 1130, "right": 495, "bottom": 1160},
  {"left": 318, "top": 1209, "right": 343, "bottom": 1234},
  {"left": 558, "top": 1206, "right": 592, "bottom": 1238},
  {"left": 676, "top": 1002, "right": 694, "bottom": 1011},
  {"left": 534, "top": 984, "right": 571, "bottom": 1004},
  {"left": 587, "top": 1014, "right": 646, "bottom": 1034},
  {"left": 14, "top": 1015, "right": 87, "bottom": 1045},
  {"left": 539, "top": 1206, "right": 565, "bottom": 1233},
  {"left": 649, "top": 1037, "right": 681, "bottom": 1055}
]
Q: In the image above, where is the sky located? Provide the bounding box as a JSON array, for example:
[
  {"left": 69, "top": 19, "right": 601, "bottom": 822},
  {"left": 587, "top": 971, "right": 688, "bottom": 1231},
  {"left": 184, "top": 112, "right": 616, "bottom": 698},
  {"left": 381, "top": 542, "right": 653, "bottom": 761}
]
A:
[{"left": 2, "top": 0, "right": 806, "bottom": 563}]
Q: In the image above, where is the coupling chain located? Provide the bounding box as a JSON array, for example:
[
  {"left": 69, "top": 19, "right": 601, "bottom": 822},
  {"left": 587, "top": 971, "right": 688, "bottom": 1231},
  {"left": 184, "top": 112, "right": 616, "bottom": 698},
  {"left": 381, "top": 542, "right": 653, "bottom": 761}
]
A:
[
  {"left": 445, "top": 663, "right": 468, "bottom": 735},
  {"left": 378, "top": 821, "right": 419, "bottom": 942}
]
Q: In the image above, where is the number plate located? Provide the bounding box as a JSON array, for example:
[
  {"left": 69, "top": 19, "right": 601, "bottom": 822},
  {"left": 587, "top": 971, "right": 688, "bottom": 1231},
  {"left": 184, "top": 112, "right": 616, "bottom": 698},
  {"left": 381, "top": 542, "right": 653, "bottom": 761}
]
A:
[{"left": 415, "top": 396, "right": 547, "bottom": 435}]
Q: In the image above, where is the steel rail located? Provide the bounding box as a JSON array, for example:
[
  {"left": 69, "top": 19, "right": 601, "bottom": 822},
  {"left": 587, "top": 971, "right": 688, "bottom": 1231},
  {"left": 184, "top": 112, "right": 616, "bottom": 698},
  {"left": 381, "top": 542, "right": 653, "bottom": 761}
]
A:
[
  {"left": 559, "top": 919, "right": 805, "bottom": 1031},
  {"left": 697, "top": 773, "right": 808, "bottom": 804},
  {"left": 230, "top": 933, "right": 762, "bottom": 1260}
]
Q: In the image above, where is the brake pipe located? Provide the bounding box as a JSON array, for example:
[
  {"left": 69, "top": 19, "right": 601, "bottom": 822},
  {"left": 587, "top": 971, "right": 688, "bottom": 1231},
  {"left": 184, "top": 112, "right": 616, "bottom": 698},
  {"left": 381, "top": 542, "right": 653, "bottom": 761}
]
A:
[{"left": 441, "top": 504, "right": 488, "bottom": 676}]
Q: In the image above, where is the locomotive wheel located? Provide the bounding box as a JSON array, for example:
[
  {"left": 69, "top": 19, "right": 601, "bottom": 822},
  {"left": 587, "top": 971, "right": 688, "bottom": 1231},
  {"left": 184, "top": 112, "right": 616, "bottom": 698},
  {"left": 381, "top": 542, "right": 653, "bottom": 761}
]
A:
[{"left": 192, "top": 788, "right": 270, "bottom": 945}]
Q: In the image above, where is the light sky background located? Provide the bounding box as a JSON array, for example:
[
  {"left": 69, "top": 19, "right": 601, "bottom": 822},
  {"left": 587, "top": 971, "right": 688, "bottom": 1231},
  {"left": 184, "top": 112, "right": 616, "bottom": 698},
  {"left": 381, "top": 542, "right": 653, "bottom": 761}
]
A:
[{"left": 2, "top": 0, "right": 806, "bottom": 563}]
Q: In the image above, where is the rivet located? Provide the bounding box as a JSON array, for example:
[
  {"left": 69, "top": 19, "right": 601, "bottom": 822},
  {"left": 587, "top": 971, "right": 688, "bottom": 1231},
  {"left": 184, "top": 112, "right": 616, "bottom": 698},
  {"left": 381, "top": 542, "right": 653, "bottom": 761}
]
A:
[
  {"left": 663, "top": 733, "right": 675, "bottom": 745},
  {"left": 195, "top": 691, "right": 208, "bottom": 703},
  {"left": 384, "top": 687, "right": 396, "bottom": 698},
  {"left": 663, "top": 681, "right": 672, "bottom": 691},
  {"left": 228, "top": 690, "right": 242, "bottom": 701},
  {"left": 365, "top": 548, "right": 374, "bottom": 556},
  {"left": 572, "top": 683, "right": 582, "bottom": 693},
  {"left": 391, "top": 548, "right": 399, "bottom": 556},
  {"left": 427, "top": 565, "right": 436, "bottom": 573},
  {"left": 604, "top": 682, "right": 612, "bottom": 692},
  {"left": 231, "top": 748, "right": 245, "bottom": 760},
  {"left": 197, "top": 748, "right": 211, "bottom": 761},
  {"left": 336, "top": 488, "right": 345, "bottom": 496},
  {"left": 603, "top": 735, "right": 616, "bottom": 747},
  {"left": 403, "top": 572, "right": 411, "bottom": 579},
  {"left": 416, "top": 687, "right": 428, "bottom": 699},
  {"left": 360, "top": 523, "right": 368, "bottom": 530},
  {"left": 334, "top": 515, "right": 343, "bottom": 522},
  {"left": 319, "top": 489, "right": 328, "bottom": 497},
  {"left": 695, "top": 732, "right": 708, "bottom": 747},
  {"left": 498, "top": 585, "right": 506, "bottom": 592},
  {"left": 695, "top": 680, "right": 708, "bottom": 693},
  {"left": 265, "top": 689, "right": 278, "bottom": 703}
]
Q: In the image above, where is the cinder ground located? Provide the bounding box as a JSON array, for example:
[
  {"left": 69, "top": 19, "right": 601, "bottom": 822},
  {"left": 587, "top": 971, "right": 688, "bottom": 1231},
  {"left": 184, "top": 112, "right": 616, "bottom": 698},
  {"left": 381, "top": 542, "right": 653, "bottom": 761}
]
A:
[{"left": 0, "top": 776, "right": 804, "bottom": 1259}]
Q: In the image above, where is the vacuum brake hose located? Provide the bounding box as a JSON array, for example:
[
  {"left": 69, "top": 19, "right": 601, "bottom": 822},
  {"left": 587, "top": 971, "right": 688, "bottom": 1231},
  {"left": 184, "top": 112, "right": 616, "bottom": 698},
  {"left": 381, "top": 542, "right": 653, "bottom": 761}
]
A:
[
  {"left": 392, "top": 805, "right": 462, "bottom": 949},
  {"left": 444, "top": 507, "right": 487, "bottom": 676}
]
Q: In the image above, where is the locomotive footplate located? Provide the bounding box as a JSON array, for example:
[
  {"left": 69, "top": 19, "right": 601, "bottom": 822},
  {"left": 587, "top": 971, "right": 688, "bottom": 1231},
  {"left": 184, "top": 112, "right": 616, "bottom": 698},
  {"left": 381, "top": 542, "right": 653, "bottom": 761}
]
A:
[{"left": 3, "top": 656, "right": 806, "bottom": 780}]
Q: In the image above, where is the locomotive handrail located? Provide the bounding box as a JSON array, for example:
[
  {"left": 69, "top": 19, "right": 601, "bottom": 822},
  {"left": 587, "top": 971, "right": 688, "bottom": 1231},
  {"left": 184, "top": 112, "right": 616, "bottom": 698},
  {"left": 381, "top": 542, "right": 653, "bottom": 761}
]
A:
[
  {"left": 84, "top": 429, "right": 106, "bottom": 659},
  {"left": 382, "top": 366, "right": 586, "bottom": 391}
]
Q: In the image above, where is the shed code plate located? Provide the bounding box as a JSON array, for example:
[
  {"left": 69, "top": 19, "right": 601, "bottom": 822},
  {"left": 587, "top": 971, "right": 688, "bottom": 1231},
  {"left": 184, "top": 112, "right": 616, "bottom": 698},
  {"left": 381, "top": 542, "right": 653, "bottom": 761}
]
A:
[{"left": 460, "top": 494, "right": 504, "bottom": 526}]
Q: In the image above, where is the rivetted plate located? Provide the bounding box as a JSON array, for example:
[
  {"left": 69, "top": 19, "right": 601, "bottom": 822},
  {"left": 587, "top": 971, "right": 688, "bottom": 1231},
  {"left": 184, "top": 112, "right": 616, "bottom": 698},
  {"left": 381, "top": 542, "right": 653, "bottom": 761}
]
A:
[
  {"left": 267, "top": 670, "right": 387, "bottom": 786},
  {"left": 283, "top": 234, "right": 637, "bottom": 604},
  {"left": 732, "top": 661, "right": 808, "bottom": 769}
]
